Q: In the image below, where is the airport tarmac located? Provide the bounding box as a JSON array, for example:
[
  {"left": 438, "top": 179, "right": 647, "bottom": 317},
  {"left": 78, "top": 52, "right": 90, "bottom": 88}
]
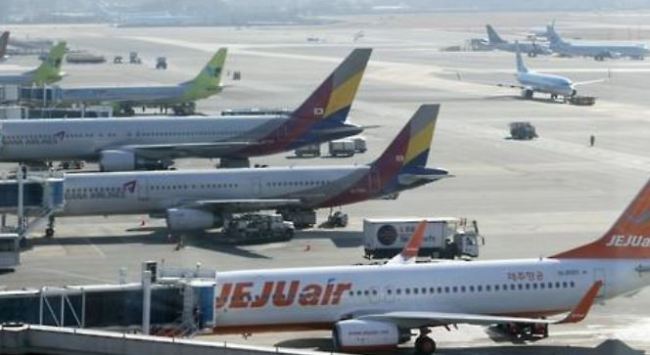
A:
[{"left": 1, "top": 11, "right": 650, "bottom": 354}]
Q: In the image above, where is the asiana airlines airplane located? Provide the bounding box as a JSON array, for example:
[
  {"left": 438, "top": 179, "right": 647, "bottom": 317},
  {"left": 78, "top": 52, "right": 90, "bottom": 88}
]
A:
[{"left": 40, "top": 104, "right": 448, "bottom": 237}]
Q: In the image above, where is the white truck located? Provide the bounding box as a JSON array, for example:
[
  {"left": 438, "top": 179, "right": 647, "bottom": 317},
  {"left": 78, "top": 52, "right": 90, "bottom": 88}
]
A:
[
  {"left": 363, "top": 217, "right": 482, "bottom": 260},
  {"left": 328, "top": 137, "right": 367, "bottom": 157}
]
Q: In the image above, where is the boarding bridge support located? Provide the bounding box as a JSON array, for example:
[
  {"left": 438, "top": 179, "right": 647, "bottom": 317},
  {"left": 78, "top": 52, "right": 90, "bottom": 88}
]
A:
[{"left": 0, "top": 166, "right": 65, "bottom": 239}]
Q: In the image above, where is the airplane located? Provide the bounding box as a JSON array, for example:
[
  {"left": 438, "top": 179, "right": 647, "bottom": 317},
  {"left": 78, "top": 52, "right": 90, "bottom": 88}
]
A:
[
  {"left": 0, "top": 41, "right": 66, "bottom": 86},
  {"left": 205, "top": 178, "right": 650, "bottom": 354},
  {"left": 498, "top": 43, "right": 603, "bottom": 101},
  {"left": 0, "top": 32, "right": 9, "bottom": 62},
  {"left": 0, "top": 48, "right": 371, "bottom": 171},
  {"left": 486, "top": 25, "right": 551, "bottom": 57},
  {"left": 40, "top": 48, "right": 228, "bottom": 115},
  {"left": 547, "top": 23, "right": 649, "bottom": 61},
  {"left": 40, "top": 104, "right": 448, "bottom": 237}
]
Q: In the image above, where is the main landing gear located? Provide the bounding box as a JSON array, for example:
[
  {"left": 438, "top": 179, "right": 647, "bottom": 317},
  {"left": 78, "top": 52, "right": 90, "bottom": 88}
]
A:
[
  {"left": 45, "top": 216, "right": 55, "bottom": 238},
  {"left": 414, "top": 327, "right": 436, "bottom": 355}
]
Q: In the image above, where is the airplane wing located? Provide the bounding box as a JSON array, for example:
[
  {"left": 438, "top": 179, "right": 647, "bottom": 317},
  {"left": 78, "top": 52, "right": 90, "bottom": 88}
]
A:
[
  {"left": 497, "top": 83, "right": 526, "bottom": 90},
  {"left": 357, "top": 281, "right": 602, "bottom": 328},
  {"left": 186, "top": 198, "right": 303, "bottom": 212},
  {"left": 573, "top": 78, "right": 607, "bottom": 86}
]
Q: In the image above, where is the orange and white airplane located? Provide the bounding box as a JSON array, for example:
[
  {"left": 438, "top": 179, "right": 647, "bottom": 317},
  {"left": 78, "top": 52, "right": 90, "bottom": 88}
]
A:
[{"left": 211, "top": 181, "right": 650, "bottom": 354}]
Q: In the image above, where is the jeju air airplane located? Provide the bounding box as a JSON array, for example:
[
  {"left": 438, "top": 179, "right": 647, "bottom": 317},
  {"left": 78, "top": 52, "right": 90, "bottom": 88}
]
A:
[{"left": 210, "top": 181, "right": 650, "bottom": 354}]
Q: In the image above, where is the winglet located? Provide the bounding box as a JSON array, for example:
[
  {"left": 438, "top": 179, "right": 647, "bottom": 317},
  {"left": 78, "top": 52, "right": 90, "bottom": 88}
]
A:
[
  {"left": 387, "top": 220, "right": 427, "bottom": 265},
  {"left": 558, "top": 281, "right": 602, "bottom": 324}
]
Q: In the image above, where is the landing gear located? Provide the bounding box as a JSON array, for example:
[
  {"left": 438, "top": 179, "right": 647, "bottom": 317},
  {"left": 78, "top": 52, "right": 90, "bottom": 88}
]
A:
[
  {"left": 550, "top": 94, "right": 558, "bottom": 101},
  {"left": 522, "top": 89, "right": 533, "bottom": 99},
  {"left": 414, "top": 327, "right": 436, "bottom": 355},
  {"left": 172, "top": 102, "right": 196, "bottom": 116},
  {"left": 45, "top": 216, "right": 55, "bottom": 238},
  {"left": 499, "top": 322, "right": 549, "bottom": 340}
]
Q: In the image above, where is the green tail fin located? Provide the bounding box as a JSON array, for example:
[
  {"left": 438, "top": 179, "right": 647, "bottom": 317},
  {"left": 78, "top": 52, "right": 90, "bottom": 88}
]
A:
[
  {"left": 33, "top": 41, "right": 66, "bottom": 85},
  {"left": 182, "top": 47, "right": 227, "bottom": 101}
]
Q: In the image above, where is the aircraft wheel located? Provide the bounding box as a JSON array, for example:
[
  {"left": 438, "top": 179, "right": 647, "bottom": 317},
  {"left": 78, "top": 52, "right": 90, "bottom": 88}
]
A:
[
  {"left": 45, "top": 228, "right": 55, "bottom": 238},
  {"left": 414, "top": 336, "right": 436, "bottom": 355}
]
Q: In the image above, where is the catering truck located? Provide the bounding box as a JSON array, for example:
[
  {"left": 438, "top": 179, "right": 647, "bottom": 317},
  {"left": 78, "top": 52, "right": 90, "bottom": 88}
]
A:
[{"left": 363, "top": 217, "right": 483, "bottom": 260}]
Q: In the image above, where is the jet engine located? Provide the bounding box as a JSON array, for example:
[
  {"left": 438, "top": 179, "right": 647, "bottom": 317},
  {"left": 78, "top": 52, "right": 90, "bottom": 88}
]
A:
[
  {"left": 165, "top": 208, "right": 222, "bottom": 232},
  {"left": 332, "top": 319, "right": 400, "bottom": 352},
  {"left": 99, "top": 150, "right": 171, "bottom": 171}
]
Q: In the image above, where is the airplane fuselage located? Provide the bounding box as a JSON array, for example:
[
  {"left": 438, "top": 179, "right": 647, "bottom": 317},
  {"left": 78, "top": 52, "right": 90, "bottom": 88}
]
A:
[
  {"left": 57, "top": 84, "right": 189, "bottom": 106},
  {"left": 551, "top": 41, "right": 647, "bottom": 59},
  {"left": 517, "top": 71, "right": 575, "bottom": 97},
  {"left": 211, "top": 258, "right": 650, "bottom": 332},
  {"left": 59, "top": 166, "right": 383, "bottom": 216},
  {"left": 0, "top": 116, "right": 360, "bottom": 162}
]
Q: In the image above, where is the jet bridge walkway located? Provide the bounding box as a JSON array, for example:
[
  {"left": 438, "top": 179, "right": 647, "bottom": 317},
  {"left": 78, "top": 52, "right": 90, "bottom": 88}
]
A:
[
  {"left": 0, "top": 262, "right": 216, "bottom": 334},
  {"left": 0, "top": 169, "right": 64, "bottom": 239}
]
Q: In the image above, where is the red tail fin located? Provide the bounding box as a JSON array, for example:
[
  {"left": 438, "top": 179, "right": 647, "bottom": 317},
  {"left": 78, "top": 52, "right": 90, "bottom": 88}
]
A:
[
  {"left": 387, "top": 220, "right": 427, "bottom": 264},
  {"left": 552, "top": 179, "right": 650, "bottom": 259}
]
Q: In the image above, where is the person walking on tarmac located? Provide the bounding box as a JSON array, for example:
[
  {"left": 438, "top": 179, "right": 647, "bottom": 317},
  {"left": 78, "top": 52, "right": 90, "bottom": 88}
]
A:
[{"left": 590, "top": 134, "right": 596, "bottom": 147}]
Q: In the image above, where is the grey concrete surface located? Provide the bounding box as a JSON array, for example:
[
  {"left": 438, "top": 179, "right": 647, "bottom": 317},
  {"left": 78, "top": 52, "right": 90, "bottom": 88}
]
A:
[{"left": 0, "top": 11, "right": 649, "bottom": 355}]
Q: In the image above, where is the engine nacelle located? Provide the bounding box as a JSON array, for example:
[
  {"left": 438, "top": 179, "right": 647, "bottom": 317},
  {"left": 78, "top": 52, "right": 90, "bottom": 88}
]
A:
[
  {"left": 165, "top": 208, "right": 222, "bottom": 232},
  {"left": 100, "top": 150, "right": 136, "bottom": 172},
  {"left": 333, "top": 319, "right": 400, "bottom": 352},
  {"left": 99, "top": 150, "right": 171, "bottom": 172}
]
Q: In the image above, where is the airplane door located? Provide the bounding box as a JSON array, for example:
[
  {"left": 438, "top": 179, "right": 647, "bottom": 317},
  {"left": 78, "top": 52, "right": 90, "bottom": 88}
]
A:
[
  {"left": 368, "top": 171, "right": 381, "bottom": 194},
  {"left": 253, "top": 177, "right": 262, "bottom": 197},
  {"left": 593, "top": 268, "right": 606, "bottom": 299},
  {"left": 137, "top": 178, "right": 149, "bottom": 201}
]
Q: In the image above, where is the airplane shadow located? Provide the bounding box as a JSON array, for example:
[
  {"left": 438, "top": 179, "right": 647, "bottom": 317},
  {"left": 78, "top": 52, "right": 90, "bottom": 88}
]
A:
[
  {"left": 274, "top": 338, "right": 645, "bottom": 355},
  {"left": 294, "top": 229, "right": 364, "bottom": 248},
  {"left": 26, "top": 228, "right": 271, "bottom": 260}
]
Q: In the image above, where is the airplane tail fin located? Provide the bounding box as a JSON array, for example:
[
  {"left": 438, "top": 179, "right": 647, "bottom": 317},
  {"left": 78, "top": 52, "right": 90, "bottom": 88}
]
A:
[
  {"left": 551, "top": 179, "right": 650, "bottom": 259},
  {"left": 368, "top": 105, "right": 448, "bottom": 191},
  {"left": 32, "top": 41, "right": 66, "bottom": 85},
  {"left": 183, "top": 47, "right": 227, "bottom": 100},
  {"left": 486, "top": 25, "right": 506, "bottom": 44},
  {"left": 0, "top": 31, "right": 9, "bottom": 58},
  {"left": 387, "top": 220, "right": 427, "bottom": 265},
  {"left": 318, "top": 105, "right": 447, "bottom": 207},
  {"left": 515, "top": 42, "right": 528, "bottom": 73},
  {"left": 292, "top": 48, "right": 371, "bottom": 125},
  {"left": 546, "top": 22, "right": 565, "bottom": 45}
]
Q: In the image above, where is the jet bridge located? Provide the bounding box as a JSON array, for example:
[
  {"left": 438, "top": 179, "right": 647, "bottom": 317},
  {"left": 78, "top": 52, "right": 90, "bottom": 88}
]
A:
[
  {"left": 0, "top": 262, "right": 216, "bottom": 336},
  {"left": 0, "top": 169, "right": 64, "bottom": 239}
]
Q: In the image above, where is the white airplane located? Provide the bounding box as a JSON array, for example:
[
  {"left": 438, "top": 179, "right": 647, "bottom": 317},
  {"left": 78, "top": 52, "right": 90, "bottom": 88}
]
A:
[
  {"left": 499, "top": 43, "right": 602, "bottom": 101},
  {"left": 39, "top": 105, "right": 448, "bottom": 236},
  {"left": 0, "top": 48, "right": 371, "bottom": 171},
  {"left": 207, "top": 180, "right": 650, "bottom": 354},
  {"left": 547, "top": 23, "right": 649, "bottom": 61}
]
